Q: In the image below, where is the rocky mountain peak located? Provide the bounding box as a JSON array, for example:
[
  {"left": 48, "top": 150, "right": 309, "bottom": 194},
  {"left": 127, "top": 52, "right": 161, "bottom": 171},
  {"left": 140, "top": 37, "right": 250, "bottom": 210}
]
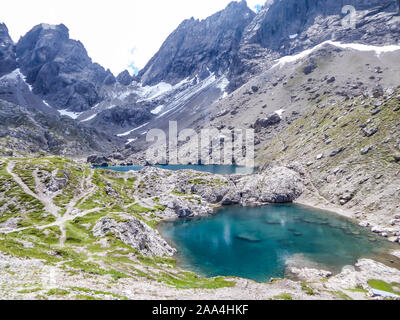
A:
[
  {"left": 139, "top": 0, "right": 256, "bottom": 86},
  {"left": 116, "top": 70, "right": 133, "bottom": 86},
  {"left": 0, "top": 23, "right": 17, "bottom": 77},
  {"left": 15, "top": 23, "right": 112, "bottom": 112}
]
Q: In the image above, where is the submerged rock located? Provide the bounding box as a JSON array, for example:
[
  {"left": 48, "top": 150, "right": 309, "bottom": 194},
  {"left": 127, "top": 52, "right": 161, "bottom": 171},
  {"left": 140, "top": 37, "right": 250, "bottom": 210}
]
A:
[{"left": 236, "top": 233, "right": 262, "bottom": 243}]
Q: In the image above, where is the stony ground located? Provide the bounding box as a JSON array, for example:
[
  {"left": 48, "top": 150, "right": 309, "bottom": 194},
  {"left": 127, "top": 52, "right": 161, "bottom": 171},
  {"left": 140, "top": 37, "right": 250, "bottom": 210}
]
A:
[{"left": 0, "top": 156, "right": 399, "bottom": 300}]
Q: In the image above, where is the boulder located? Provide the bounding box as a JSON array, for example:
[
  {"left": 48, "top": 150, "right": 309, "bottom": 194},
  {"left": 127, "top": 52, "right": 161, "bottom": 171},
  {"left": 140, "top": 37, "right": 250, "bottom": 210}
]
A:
[
  {"left": 330, "top": 147, "right": 345, "bottom": 157},
  {"left": 87, "top": 154, "right": 110, "bottom": 165},
  {"left": 362, "top": 126, "right": 379, "bottom": 137},
  {"left": 254, "top": 113, "right": 282, "bottom": 129},
  {"left": 93, "top": 217, "right": 176, "bottom": 257},
  {"left": 361, "top": 146, "right": 373, "bottom": 155}
]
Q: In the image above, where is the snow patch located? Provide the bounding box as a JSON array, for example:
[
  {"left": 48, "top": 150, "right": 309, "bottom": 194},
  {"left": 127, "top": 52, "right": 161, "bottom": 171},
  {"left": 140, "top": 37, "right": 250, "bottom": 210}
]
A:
[
  {"left": 117, "top": 122, "right": 149, "bottom": 137},
  {"left": 138, "top": 82, "right": 173, "bottom": 101},
  {"left": 275, "top": 109, "right": 285, "bottom": 118},
  {"left": 157, "top": 73, "right": 218, "bottom": 118},
  {"left": 42, "top": 100, "right": 51, "bottom": 107},
  {"left": 137, "top": 77, "right": 191, "bottom": 102},
  {"left": 126, "top": 138, "right": 137, "bottom": 145},
  {"left": 41, "top": 23, "right": 57, "bottom": 30},
  {"left": 151, "top": 105, "right": 164, "bottom": 115},
  {"left": 58, "top": 109, "right": 82, "bottom": 120},
  {"left": 273, "top": 41, "right": 400, "bottom": 69},
  {"left": 216, "top": 76, "right": 230, "bottom": 98},
  {"left": 80, "top": 114, "right": 97, "bottom": 122}
]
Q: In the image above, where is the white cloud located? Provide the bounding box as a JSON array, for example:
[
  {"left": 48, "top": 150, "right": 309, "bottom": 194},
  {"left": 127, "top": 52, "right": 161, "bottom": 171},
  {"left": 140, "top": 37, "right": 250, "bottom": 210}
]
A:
[{"left": 1, "top": 0, "right": 263, "bottom": 76}]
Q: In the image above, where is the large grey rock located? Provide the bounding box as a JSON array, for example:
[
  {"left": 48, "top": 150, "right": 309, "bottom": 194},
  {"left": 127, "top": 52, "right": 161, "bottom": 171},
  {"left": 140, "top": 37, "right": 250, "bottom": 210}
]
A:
[
  {"left": 237, "top": 167, "right": 304, "bottom": 204},
  {"left": 254, "top": 113, "right": 282, "bottom": 129},
  {"left": 93, "top": 217, "right": 176, "bottom": 257},
  {"left": 158, "top": 194, "right": 213, "bottom": 218},
  {"left": 87, "top": 155, "right": 110, "bottom": 165}
]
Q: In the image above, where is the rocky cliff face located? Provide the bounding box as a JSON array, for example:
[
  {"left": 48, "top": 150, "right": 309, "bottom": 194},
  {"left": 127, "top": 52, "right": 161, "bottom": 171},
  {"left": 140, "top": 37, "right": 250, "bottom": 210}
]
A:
[
  {"left": 139, "top": 0, "right": 255, "bottom": 86},
  {"left": 0, "top": 23, "right": 16, "bottom": 77},
  {"left": 16, "top": 23, "right": 113, "bottom": 112}
]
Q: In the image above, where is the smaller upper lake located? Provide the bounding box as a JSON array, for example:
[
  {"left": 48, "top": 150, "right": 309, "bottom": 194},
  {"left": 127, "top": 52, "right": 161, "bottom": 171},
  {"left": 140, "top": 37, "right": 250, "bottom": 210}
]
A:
[
  {"left": 96, "top": 164, "right": 256, "bottom": 175},
  {"left": 159, "top": 204, "right": 396, "bottom": 283}
]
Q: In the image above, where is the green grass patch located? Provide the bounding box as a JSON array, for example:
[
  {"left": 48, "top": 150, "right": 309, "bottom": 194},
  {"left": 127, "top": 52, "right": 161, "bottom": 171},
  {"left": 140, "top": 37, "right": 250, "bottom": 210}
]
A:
[
  {"left": 158, "top": 271, "right": 235, "bottom": 289},
  {"left": 273, "top": 293, "right": 293, "bottom": 300},
  {"left": 301, "top": 282, "right": 315, "bottom": 296},
  {"left": 47, "top": 288, "right": 70, "bottom": 296},
  {"left": 368, "top": 279, "right": 400, "bottom": 295}
]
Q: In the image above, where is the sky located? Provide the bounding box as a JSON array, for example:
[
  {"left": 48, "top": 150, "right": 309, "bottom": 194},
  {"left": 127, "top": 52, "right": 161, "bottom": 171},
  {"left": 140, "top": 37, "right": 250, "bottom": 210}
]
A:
[{"left": 1, "top": 0, "right": 263, "bottom": 76}]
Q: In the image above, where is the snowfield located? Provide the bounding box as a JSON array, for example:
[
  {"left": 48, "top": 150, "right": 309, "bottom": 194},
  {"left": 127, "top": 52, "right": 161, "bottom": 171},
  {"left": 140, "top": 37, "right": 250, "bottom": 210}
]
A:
[
  {"left": 58, "top": 109, "right": 83, "bottom": 119},
  {"left": 273, "top": 41, "right": 400, "bottom": 69},
  {"left": 117, "top": 122, "right": 149, "bottom": 137}
]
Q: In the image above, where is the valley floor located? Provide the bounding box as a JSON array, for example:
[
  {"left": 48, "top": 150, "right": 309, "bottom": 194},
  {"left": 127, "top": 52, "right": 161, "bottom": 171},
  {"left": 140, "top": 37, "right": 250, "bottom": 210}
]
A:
[{"left": 0, "top": 156, "right": 399, "bottom": 300}]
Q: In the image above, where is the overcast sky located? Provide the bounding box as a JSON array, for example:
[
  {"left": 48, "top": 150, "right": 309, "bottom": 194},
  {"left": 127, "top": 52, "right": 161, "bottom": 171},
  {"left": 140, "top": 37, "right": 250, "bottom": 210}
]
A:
[{"left": 1, "top": 0, "right": 263, "bottom": 76}]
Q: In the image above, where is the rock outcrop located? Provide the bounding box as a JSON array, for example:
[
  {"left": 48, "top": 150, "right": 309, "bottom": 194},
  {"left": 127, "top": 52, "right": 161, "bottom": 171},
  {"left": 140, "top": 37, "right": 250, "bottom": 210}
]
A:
[
  {"left": 93, "top": 217, "right": 176, "bottom": 257},
  {"left": 237, "top": 167, "right": 304, "bottom": 205},
  {"left": 136, "top": 166, "right": 303, "bottom": 213},
  {"left": 116, "top": 70, "right": 133, "bottom": 86},
  {"left": 89, "top": 105, "right": 153, "bottom": 129}
]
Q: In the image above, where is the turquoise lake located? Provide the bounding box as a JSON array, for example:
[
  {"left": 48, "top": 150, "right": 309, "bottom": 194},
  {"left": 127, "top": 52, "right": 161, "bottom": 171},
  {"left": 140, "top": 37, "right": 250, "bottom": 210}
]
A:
[
  {"left": 159, "top": 204, "right": 394, "bottom": 283},
  {"left": 98, "top": 164, "right": 256, "bottom": 175}
]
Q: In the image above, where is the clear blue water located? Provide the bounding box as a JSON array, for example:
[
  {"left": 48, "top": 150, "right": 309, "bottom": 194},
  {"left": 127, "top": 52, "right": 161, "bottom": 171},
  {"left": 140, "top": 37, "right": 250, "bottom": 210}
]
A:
[
  {"left": 159, "top": 204, "right": 393, "bottom": 282},
  {"left": 97, "top": 164, "right": 256, "bottom": 175}
]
